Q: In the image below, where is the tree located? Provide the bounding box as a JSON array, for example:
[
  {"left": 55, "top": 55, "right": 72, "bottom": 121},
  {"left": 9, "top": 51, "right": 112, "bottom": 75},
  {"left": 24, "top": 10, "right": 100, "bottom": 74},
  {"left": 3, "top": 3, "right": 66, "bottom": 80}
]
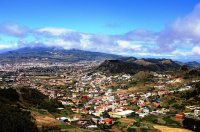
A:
[{"left": 101, "top": 111, "right": 110, "bottom": 118}]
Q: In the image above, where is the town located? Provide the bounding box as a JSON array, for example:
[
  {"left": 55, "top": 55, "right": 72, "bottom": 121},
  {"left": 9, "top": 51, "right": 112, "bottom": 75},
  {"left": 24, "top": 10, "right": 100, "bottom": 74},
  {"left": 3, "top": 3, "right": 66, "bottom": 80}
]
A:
[{"left": 0, "top": 61, "right": 199, "bottom": 131}]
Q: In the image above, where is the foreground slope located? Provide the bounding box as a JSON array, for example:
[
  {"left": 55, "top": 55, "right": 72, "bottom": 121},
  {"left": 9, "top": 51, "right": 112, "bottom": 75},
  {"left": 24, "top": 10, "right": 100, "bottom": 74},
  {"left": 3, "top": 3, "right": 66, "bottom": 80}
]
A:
[{"left": 0, "top": 87, "right": 62, "bottom": 132}]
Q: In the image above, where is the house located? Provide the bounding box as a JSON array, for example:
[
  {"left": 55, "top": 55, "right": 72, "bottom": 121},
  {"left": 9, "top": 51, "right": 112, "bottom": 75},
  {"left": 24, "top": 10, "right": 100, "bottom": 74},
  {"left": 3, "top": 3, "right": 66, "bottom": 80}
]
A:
[
  {"left": 138, "top": 113, "right": 148, "bottom": 118},
  {"left": 57, "top": 117, "right": 68, "bottom": 122},
  {"left": 153, "top": 102, "right": 160, "bottom": 108},
  {"left": 102, "top": 118, "right": 112, "bottom": 124},
  {"left": 194, "top": 110, "right": 200, "bottom": 116},
  {"left": 111, "top": 110, "right": 134, "bottom": 118},
  {"left": 57, "top": 107, "right": 64, "bottom": 110},
  {"left": 86, "top": 125, "right": 98, "bottom": 129},
  {"left": 142, "top": 107, "right": 150, "bottom": 113},
  {"left": 176, "top": 114, "right": 184, "bottom": 119}
]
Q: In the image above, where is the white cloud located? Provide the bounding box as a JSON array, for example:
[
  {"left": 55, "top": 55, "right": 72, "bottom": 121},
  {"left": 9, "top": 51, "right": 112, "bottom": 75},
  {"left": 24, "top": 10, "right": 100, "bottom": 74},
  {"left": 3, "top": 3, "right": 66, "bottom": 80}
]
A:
[
  {"left": 157, "top": 3, "right": 200, "bottom": 52},
  {"left": 1, "top": 3, "right": 200, "bottom": 60},
  {"left": 117, "top": 40, "right": 142, "bottom": 52},
  {"left": 172, "top": 4, "right": 200, "bottom": 39},
  {"left": 0, "top": 23, "right": 28, "bottom": 37},
  {"left": 192, "top": 46, "right": 200, "bottom": 55},
  {"left": 172, "top": 46, "right": 200, "bottom": 57},
  {"left": 0, "top": 44, "right": 12, "bottom": 49},
  {"left": 42, "top": 38, "right": 78, "bottom": 49},
  {"left": 36, "top": 27, "right": 74, "bottom": 36},
  {"left": 0, "top": 43, "right": 18, "bottom": 50},
  {"left": 80, "top": 34, "right": 91, "bottom": 49}
]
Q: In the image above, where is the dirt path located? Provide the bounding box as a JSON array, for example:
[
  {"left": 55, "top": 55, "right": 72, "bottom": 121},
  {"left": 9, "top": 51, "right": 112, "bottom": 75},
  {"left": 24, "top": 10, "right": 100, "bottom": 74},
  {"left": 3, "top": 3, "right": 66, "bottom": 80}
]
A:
[{"left": 154, "top": 125, "right": 191, "bottom": 132}]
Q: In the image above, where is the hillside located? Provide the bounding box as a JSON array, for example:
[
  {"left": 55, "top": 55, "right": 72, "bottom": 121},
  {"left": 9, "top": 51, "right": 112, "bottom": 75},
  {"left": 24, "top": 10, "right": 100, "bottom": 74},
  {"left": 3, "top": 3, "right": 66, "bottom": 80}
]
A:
[
  {"left": 96, "top": 58, "right": 181, "bottom": 74},
  {"left": 185, "top": 68, "right": 200, "bottom": 77},
  {"left": 0, "top": 87, "right": 62, "bottom": 132},
  {"left": 185, "top": 61, "right": 200, "bottom": 68},
  {"left": 0, "top": 46, "right": 121, "bottom": 64}
]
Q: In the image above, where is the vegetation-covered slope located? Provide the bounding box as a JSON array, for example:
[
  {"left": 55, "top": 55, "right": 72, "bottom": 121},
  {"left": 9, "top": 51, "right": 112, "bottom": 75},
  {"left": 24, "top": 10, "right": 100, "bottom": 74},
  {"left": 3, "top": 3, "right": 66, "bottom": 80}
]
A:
[
  {"left": 96, "top": 58, "right": 181, "bottom": 74},
  {"left": 0, "top": 87, "right": 62, "bottom": 132}
]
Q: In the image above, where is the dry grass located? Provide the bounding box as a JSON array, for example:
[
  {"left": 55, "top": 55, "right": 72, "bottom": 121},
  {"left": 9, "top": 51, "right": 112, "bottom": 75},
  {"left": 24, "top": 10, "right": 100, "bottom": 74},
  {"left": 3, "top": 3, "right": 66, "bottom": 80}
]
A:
[
  {"left": 118, "top": 118, "right": 136, "bottom": 124},
  {"left": 32, "top": 112, "right": 60, "bottom": 128},
  {"left": 35, "top": 115, "right": 60, "bottom": 126},
  {"left": 154, "top": 125, "right": 191, "bottom": 132}
]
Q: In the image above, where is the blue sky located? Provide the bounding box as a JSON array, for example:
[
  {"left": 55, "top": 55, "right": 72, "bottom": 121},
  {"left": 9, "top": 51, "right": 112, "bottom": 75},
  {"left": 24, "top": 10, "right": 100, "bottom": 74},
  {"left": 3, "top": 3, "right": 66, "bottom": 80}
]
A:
[
  {"left": 0, "top": 0, "right": 198, "bottom": 34},
  {"left": 0, "top": 0, "right": 200, "bottom": 61}
]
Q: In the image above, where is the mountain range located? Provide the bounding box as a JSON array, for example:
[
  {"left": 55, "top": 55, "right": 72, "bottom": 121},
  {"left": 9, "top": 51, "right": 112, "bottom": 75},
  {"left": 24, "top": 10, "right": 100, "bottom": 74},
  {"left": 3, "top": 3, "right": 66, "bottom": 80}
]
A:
[
  {"left": 0, "top": 46, "right": 199, "bottom": 70},
  {"left": 184, "top": 61, "right": 200, "bottom": 68},
  {"left": 0, "top": 46, "right": 120, "bottom": 64}
]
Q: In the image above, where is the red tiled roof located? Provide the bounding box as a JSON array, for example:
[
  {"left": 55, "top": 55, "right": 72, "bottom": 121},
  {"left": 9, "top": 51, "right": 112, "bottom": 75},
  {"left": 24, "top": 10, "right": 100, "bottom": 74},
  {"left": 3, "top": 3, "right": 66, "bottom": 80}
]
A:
[{"left": 103, "top": 118, "right": 112, "bottom": 123}]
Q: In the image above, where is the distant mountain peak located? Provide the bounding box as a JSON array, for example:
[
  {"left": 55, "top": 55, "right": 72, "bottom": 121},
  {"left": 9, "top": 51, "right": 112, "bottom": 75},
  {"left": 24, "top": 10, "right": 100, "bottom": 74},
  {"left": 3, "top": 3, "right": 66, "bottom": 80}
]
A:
[{"left": 0, "top": 47, "right": 121, "bottom": 64}]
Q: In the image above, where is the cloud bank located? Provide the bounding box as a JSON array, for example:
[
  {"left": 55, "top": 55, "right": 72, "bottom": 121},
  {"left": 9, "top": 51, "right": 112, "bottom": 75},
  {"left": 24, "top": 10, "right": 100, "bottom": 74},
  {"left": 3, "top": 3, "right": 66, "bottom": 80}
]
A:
[{"left": 0, "top": 3, "right": 200, "bottom": 61}]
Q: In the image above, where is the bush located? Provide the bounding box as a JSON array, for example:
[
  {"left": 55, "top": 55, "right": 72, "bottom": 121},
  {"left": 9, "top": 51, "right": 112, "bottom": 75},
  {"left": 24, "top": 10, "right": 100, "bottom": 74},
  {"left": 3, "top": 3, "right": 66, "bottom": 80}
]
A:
[
  {"left": 163, "top": 117, "right": 180, "bottom": 127},
  {"left": 59, "top": 123, "right": 75, "bottom": 129},
  {"left": 127, "top": 126, "right": 137, "bottom": 132},
  {"left": 172, "top": 104, "right": 184, "bottom": 110},
  {"left": 142, "top": 115, "right": 157, "bottom": 123}
]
